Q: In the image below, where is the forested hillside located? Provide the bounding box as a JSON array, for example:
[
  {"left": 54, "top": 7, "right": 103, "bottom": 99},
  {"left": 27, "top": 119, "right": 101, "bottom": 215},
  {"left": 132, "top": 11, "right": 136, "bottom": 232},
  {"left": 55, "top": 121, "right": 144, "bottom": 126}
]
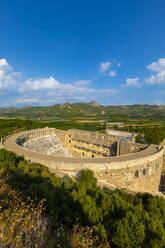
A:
[
  {"left": 1, "top": 102, "right": 165, "bottom": 119},
  {"left": 0, "top": 149, "right": 165, "bottom": 247}
]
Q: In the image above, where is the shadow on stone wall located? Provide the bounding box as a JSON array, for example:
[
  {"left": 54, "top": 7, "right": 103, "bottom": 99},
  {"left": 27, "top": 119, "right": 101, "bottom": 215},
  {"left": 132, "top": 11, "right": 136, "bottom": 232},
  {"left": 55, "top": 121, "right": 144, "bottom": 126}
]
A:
[{"left": 159, "top": 173, "right": 165, "bottom": 193}]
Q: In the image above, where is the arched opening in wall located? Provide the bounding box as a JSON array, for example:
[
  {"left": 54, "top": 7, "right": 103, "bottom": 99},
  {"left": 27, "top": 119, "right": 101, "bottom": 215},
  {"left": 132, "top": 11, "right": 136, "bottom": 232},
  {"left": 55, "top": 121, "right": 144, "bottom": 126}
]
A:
[
  {"left": 92, "top": 154, "right": 94, "bottom": 158},
  {"left": 135, "top": 171, "right": 139, "bottom": 178},
  {"left": 69, "top": 140, "right": 71, "bottom": 143},
  {"left": 142, "top": 169, "right": 146, "bottom": 175},
  {"left": 82, "top": 152, "right": 84, "bottom": 157},
  {"left": 155, "top": 164, "right": 159, "bottom": 170}
]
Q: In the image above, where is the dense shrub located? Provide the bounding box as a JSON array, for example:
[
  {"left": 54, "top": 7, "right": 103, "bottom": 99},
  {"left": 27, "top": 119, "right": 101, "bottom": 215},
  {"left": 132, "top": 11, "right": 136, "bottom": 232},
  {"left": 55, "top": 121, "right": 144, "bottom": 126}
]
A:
[{"left": 0, "top": 149, "right": 165, "bottom": 247}]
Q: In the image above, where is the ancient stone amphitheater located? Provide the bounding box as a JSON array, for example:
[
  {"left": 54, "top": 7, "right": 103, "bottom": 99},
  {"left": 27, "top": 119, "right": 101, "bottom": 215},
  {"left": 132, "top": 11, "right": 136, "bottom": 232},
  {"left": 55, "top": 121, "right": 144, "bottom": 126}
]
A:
[{"left": 1, "top": 128, "right": 165, "bottom": 193}]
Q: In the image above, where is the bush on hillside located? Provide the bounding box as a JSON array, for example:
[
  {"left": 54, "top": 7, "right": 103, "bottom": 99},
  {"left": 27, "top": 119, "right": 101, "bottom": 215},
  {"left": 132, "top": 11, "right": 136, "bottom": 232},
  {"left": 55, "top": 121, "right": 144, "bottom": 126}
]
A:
[{"left": 0, "top": 149, "right": 165, "bottom": 247}]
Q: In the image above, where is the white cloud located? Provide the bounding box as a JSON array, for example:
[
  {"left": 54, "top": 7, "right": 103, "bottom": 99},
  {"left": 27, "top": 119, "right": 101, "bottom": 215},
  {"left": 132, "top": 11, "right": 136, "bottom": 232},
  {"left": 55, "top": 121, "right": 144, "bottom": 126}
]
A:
[
  {"left": 0, "top": 58, "right": 10, "bottom": 69},
  {"left": 0, "top": 70, "right": 5, "bottom": 78},
  {"left": 154, "top": 100, "right": 163, "bottom": 105},
  {"left": 99, "top": 62, "right": 111, "bottom": 73},
  {"left": 0, "top": 58, "right": 119, "bottom": 106},
  {"left": 147, "top": 58, "right": 165, "bottom": 72},
  {"left": 117, "top": 62, "right": 121, "bottom": 67},
  {"left": 20, "top": 77, "right": 60, "bottom": 91},
  {"left": 0, "top": 58, "right": 20, "bottom": 88},
  {"left": 109, "top": 70, "right": 116, "bottom": 77},
  {"left": 145, "top": 58, "right": 165, "bottom": 85},
  {"left": 121, "top": 77, "right": 141, "bottom": 88},
  {"left": 145, "top": 71, "right": 165, "bottom": 85},
  {"left": 16, "top": 97, "right": 38, "bottom": 103},
  {"left": 74, "top": 80, "right": 92, "bottom": 86},
  {"left": 18, "top": 81, "right": 117, "bottom": 106}
]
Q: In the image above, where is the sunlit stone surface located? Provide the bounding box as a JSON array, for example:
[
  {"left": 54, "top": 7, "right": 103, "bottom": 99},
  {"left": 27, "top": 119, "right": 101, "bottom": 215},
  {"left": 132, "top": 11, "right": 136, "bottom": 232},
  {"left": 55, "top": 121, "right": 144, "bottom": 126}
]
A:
[{"left": 23, "top": 134, "right": 71, "bottom": 157}]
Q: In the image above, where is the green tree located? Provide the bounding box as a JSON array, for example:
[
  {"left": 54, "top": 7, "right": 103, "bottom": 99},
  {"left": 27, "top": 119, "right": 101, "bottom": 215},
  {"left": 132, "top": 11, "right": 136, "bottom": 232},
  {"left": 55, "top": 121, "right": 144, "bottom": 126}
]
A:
[
  {"left": 77, "top": 169, "right": 97, "bottom": 189},
  {"left": 112, "top": 210, "right": 145, "bottom": 248}
]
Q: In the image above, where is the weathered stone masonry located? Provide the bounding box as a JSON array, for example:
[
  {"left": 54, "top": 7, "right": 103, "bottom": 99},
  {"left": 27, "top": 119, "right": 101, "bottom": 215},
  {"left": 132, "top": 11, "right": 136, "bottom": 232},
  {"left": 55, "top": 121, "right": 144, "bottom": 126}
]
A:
[{"left": 1, "top": 128, "right": 164, "bottom": 193}]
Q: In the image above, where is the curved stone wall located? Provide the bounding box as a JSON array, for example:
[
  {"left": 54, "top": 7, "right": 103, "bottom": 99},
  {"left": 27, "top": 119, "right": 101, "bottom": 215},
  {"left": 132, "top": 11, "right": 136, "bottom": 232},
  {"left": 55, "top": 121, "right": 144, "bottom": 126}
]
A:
[{"left": 2, "top": 128, "right": 164, "bottom": 193}]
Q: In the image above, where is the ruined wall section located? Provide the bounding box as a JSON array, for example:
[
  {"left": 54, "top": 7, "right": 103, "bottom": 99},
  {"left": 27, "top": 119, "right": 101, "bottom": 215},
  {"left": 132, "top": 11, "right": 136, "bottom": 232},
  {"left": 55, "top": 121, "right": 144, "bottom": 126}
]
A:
[
  {"left": 162, "top": 149, "right": 165, "bottom": 172},
  {"left": 159, "top": 147, "right": 165, "bottom": 192},
  {"left": 95, "top": 154, "right": 163, "bottom": 192},
  {"left": 118, "top": 140, "right": 148, "bottom": 156},
  {"left": 65, "top": 129, "right": 120, "bottom": 157}
]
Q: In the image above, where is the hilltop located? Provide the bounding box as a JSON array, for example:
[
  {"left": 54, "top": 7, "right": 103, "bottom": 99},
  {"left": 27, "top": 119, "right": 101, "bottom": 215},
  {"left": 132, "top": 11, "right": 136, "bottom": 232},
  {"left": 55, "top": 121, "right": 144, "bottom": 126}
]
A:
[{"left": 0, "top": 102, "right": 165, "bottom": 119}]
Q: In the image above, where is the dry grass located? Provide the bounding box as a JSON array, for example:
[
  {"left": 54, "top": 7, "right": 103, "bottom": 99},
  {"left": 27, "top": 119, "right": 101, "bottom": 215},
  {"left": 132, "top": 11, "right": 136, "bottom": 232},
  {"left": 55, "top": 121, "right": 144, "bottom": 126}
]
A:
[
  {"left": 0, "top": 175, "right": 111, "bottom": 248},
  {"left": 0, "top": 176, "right": 50, "bottom": 248},
  {"left": 71, "top": 225, "right": 110, "bottom": 248}
]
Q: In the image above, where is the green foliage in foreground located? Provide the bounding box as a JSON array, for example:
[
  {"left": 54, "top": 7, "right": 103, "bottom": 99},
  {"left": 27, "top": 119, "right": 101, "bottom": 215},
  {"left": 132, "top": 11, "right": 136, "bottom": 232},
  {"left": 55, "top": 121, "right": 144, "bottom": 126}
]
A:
[
  {"left": 0, "top": 175, "right": 110, "bottom": 247},
  {"left": 0, "top": 149, "right": 165, "bottom": 248}
]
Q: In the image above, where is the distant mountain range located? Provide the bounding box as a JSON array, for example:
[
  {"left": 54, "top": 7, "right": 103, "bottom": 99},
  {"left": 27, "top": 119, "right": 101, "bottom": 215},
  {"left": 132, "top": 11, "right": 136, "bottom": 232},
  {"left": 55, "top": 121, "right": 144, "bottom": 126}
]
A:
[{"left": 0, "top": 101, "right": 165, "bottom": 119}]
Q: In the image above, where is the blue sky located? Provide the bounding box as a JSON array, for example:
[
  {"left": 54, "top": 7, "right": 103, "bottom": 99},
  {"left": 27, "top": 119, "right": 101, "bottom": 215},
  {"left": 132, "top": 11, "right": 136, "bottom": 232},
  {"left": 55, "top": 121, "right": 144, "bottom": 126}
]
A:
[{"left": 0, "top": 0, "right": 165, "bottom": 107}]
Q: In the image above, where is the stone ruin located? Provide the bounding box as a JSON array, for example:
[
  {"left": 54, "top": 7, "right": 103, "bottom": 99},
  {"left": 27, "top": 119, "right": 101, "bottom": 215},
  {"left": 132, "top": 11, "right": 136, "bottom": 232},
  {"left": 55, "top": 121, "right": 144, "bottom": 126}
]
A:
[{"left": 1, "top": 128, "right": 165, "bottom": 194}]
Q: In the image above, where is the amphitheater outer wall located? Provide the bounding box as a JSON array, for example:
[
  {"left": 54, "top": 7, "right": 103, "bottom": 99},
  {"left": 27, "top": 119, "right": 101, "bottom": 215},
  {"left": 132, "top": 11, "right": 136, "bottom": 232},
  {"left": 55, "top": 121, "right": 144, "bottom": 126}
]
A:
[{"left": 2, "top": 128, "right": 164, "bottom": 193}]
